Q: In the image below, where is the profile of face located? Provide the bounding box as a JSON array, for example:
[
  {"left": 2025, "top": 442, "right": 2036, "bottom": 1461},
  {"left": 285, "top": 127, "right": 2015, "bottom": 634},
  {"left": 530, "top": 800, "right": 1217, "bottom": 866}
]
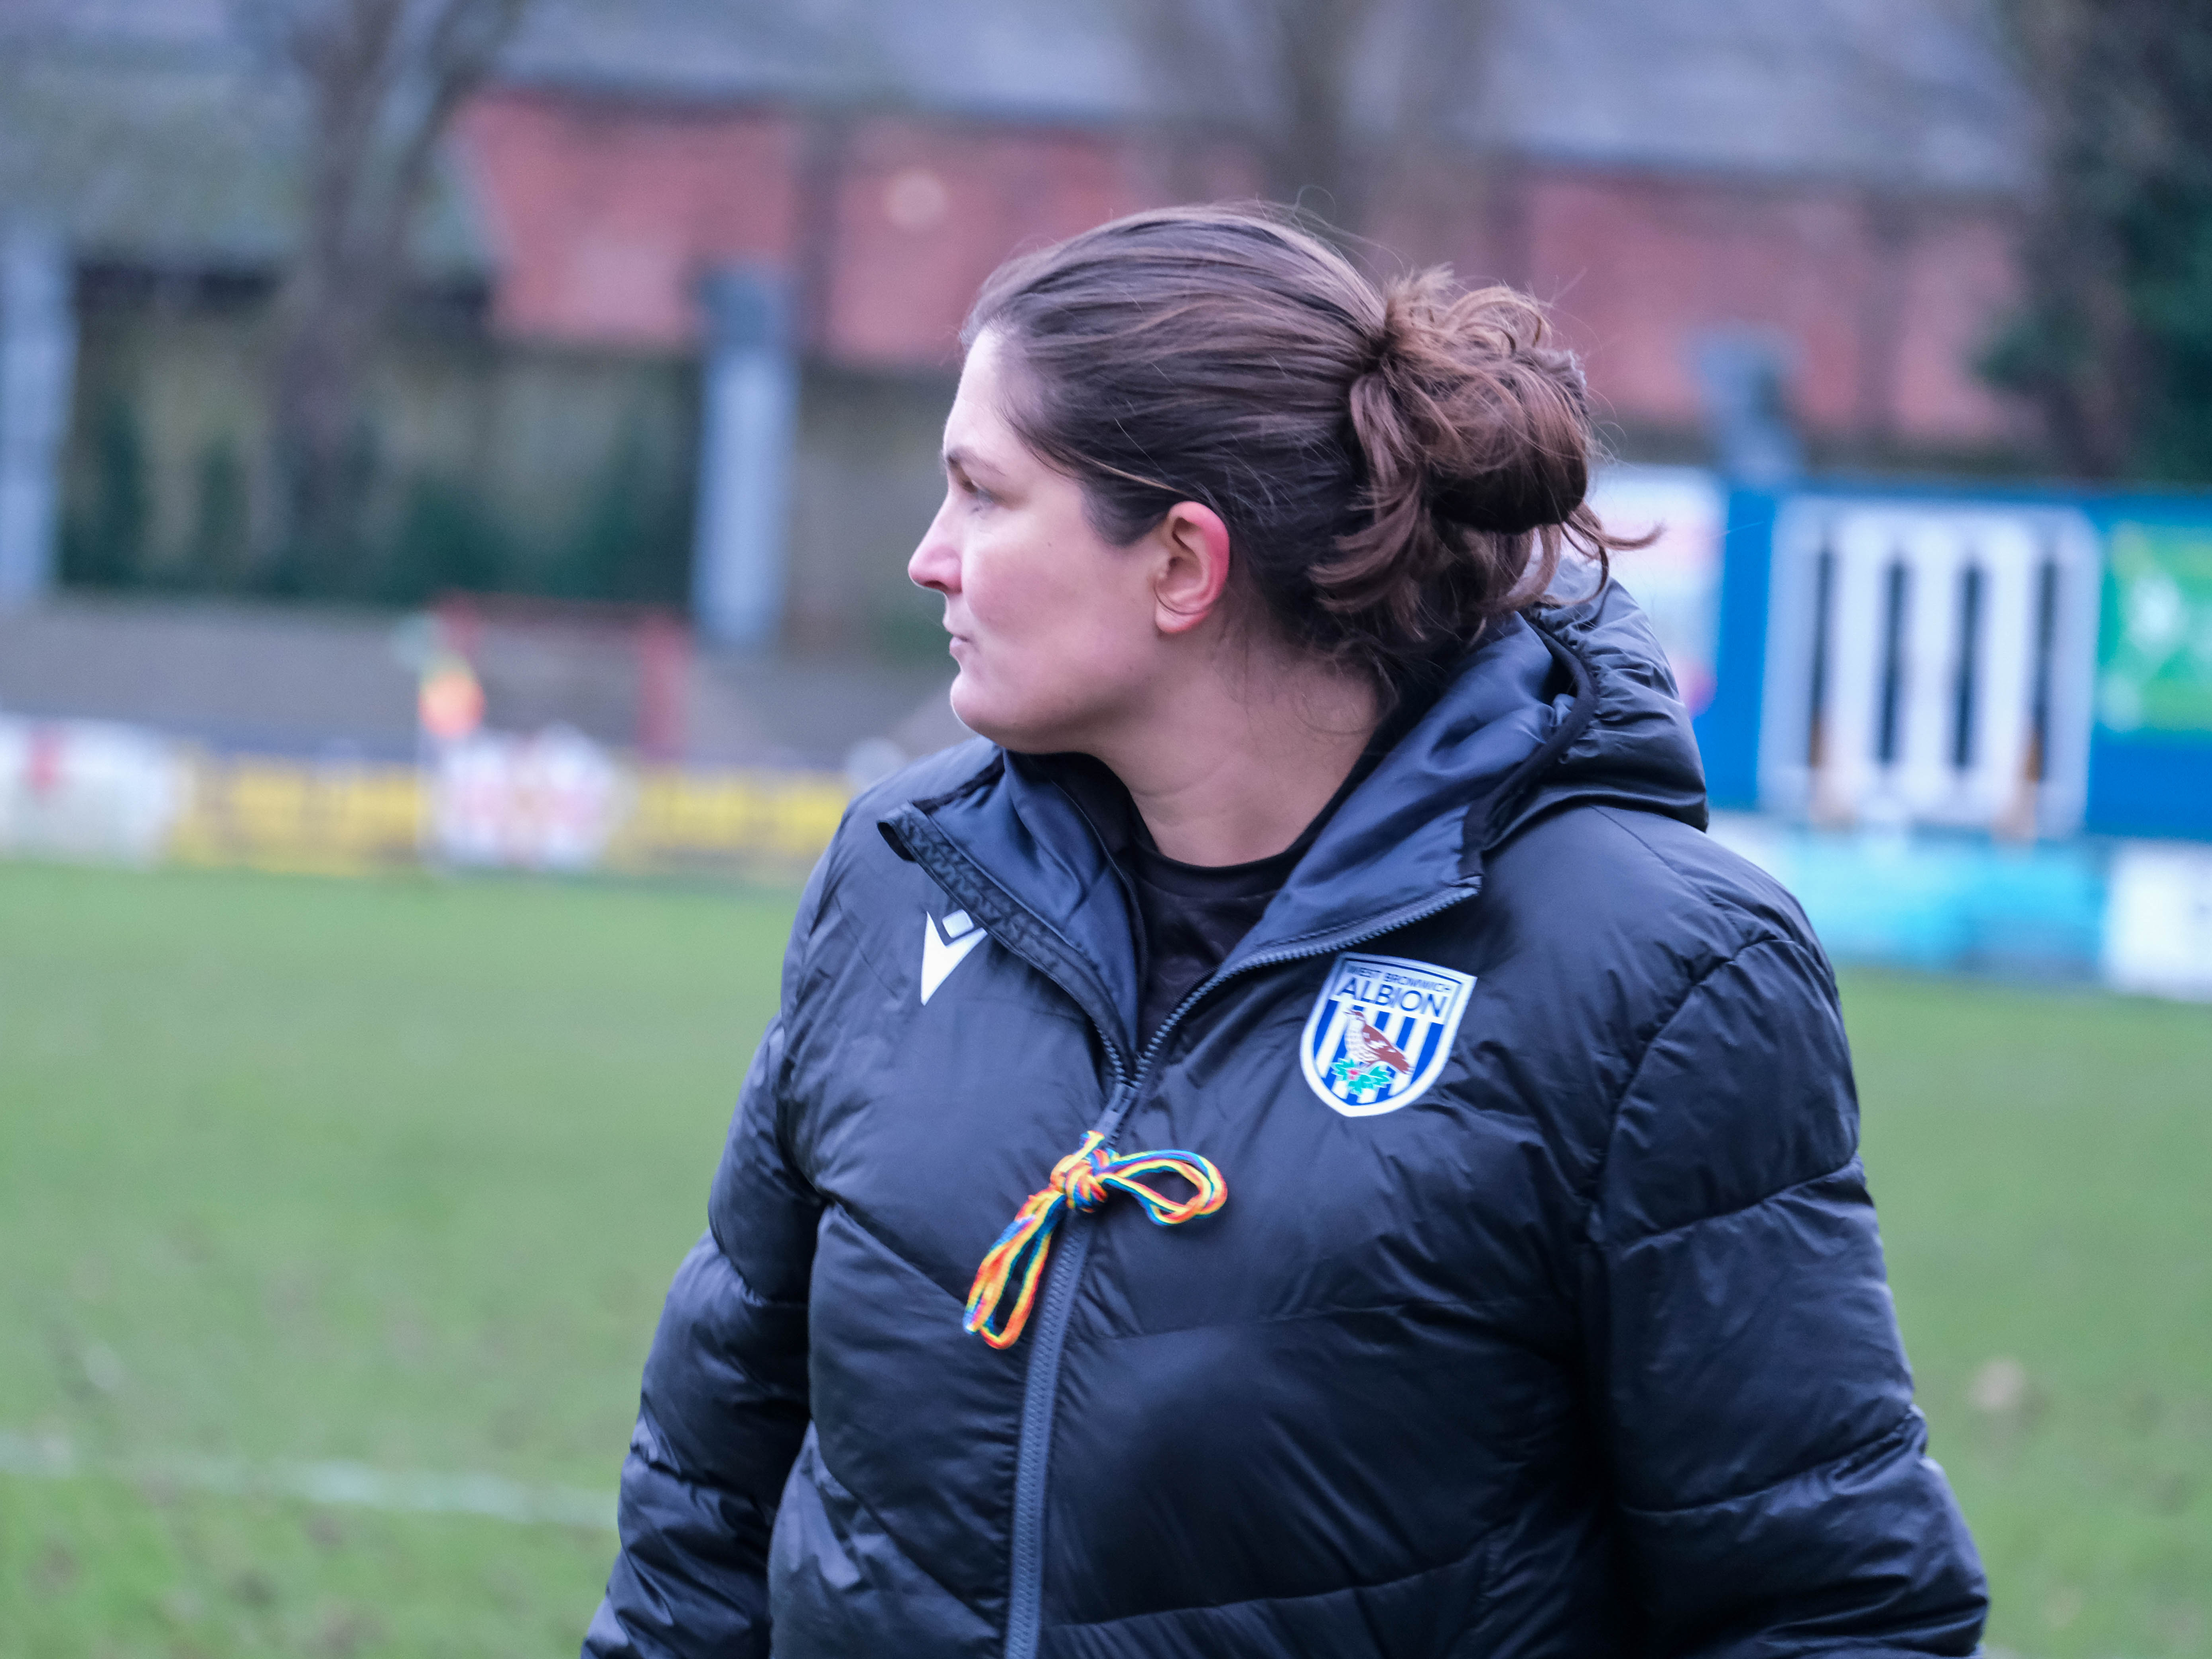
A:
[{"left": 907, "top": 330, "right": 1229, "bottom": 755}]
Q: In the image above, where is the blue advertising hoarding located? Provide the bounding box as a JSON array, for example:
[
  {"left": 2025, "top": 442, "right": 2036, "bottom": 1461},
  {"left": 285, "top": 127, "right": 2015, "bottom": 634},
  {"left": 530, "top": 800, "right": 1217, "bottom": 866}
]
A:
[{"left": 1692, "top": 478, "right": 2212, "bottom": 844}]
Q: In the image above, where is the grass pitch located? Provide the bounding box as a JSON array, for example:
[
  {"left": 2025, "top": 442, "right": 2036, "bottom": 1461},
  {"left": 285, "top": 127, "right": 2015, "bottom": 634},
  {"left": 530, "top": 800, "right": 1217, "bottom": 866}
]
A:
[{"left": 0, "top": 861, "right": 2206, "bottom": 1657}]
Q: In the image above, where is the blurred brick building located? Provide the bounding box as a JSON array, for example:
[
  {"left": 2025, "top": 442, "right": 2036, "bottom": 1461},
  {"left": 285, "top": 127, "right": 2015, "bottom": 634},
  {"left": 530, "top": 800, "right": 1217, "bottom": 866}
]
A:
[
  {"left": 467, "top": 0, "right": 2025, "bottom": 450},
  {"left": 0, "top": 0, "right": 2032, "bottom": 654}
]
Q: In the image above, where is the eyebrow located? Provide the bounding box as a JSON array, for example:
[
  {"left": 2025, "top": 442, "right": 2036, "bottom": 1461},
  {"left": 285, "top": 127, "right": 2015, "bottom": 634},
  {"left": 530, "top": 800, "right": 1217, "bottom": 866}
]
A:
[{"left": 942, "top": 445, "right": 1005, "bottom": 483}]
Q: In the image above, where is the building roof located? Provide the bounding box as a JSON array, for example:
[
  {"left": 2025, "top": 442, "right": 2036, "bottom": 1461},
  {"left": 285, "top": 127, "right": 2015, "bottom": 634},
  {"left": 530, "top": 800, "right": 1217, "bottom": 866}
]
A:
[
  {"left": 494, "top": 0, "right": 2029, "bottom": 193},
  {"left": 0, "top": 0, "right": 2030, "bottom": 265},
  {"left": 1486, "top": 0, "right": 2027, "bottom": 193},
  {"left": 495, "top": 0, "right": 1144, "bottom": 124}
]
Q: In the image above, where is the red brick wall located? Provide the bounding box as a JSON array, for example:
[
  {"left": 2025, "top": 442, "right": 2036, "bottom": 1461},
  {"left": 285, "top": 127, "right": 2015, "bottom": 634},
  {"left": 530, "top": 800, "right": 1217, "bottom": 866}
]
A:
[
  {"left": 455, "top": 90, "right": 2021, "bottom": 448},
  {"left": 1518, "top": 168, "right": 2018, "bottom": 447},
  {"left": 459, "top": 91, "right": 801, "bottom": 349},
  {"left": 817, "top": 118, "right": 1152, "bottom": 369},
  {"left": 1887, "top": 210, "right": 2020, "bottom": 444}
]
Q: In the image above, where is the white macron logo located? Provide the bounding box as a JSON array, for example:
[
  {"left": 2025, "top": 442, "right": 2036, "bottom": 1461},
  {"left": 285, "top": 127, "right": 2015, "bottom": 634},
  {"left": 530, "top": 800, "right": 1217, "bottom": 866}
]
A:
[{"left": 920, "top": 910, "right": 987, "bottom": 1003}]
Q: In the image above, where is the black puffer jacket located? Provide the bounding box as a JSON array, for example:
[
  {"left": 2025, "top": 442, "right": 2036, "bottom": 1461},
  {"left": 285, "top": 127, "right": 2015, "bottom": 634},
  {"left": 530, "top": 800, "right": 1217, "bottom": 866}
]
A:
[{"left": 585, "top": 587, "right": 1987, "bottom": 1659}]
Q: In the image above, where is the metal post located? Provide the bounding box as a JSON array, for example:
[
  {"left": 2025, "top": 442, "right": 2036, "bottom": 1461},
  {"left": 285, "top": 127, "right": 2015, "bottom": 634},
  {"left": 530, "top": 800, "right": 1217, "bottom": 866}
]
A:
[
  {"left": 636, "top": 607, "right": 689, "bottom": 761},
  {"left": 691, "top": 266, "right": 798, "bottom": 650},
  {"left": 0, "top": 224, "right": 76, "bottom": 610},
  {"left": 1692, "top": 329, "right": 1803, "bottom": 487}
]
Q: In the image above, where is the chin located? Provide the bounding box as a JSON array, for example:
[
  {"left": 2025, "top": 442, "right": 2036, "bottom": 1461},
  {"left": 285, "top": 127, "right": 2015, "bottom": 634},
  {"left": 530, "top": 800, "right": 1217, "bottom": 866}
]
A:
[
  {"left": 947, "top": 675, "right": 1010, "bottom": 746},
  {"left": 949, "top": 701, "right": 1026, "bottom": 753},
  {"left": 948, "top": 676, "right": 1067, "bottom": 755}
]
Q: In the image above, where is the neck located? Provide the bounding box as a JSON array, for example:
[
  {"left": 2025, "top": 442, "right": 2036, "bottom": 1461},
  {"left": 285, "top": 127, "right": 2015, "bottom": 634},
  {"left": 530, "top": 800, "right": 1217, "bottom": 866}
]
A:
[{"left": 1090, "top": 651, "right": 1383, "bottom": 867}]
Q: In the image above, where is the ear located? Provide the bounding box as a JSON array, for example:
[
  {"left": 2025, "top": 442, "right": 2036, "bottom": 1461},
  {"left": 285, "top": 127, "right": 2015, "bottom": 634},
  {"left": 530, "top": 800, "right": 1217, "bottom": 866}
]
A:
[{"left": 1151, "top": 501, "right": 1233, "bottom": 636}]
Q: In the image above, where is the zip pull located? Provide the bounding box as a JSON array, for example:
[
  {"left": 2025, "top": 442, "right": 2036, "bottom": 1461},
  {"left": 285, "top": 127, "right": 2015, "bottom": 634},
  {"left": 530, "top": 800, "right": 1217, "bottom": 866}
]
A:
[{"left": 963, "top": 1131, "right": 1226, "bottom": 1349}]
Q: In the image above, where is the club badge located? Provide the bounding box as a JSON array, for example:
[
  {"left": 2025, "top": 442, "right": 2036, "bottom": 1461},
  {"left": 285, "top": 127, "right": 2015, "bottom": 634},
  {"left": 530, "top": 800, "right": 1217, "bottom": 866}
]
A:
[{"left": 1298, "top": 951, "right": 1475, "bottom": 1116}]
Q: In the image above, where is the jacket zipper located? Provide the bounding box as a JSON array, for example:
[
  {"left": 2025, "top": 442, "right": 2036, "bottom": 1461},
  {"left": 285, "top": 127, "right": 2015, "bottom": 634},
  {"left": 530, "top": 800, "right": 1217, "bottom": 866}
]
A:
[{"left": 995, "top": 881, "right": 1484, "bottom": 1659}]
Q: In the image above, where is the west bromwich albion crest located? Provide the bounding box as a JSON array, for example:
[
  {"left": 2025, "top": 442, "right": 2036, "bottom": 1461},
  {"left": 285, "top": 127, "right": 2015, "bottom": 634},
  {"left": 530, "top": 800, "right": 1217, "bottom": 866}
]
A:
[{"left": 1299, "top": 952, "right": 1475, "bottom": 1116}]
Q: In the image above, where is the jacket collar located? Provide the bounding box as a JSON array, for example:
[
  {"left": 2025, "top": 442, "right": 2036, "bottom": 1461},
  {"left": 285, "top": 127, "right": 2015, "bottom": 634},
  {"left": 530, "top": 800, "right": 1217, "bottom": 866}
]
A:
[{"left": 879, "top": 588, "right": 1705, "bottom": 1063}]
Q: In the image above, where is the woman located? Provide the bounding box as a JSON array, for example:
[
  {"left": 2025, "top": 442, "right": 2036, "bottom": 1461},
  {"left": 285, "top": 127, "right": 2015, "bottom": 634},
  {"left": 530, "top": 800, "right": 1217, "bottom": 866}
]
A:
[{"left": 585, "top": 207, "right": 1985, "bottom": 1659}]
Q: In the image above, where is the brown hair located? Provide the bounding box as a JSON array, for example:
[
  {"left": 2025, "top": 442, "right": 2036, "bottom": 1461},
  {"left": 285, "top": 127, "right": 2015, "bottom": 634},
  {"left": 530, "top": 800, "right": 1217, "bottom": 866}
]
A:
[{"left": 965, "top": 205, "right": 1631, "bottom": 695}]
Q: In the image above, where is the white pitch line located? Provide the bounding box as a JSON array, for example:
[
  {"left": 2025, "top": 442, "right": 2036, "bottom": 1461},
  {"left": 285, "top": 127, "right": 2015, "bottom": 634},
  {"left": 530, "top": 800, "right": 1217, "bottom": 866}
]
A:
[{"left": 0, "top": 1431, "right": 614, "bottom": 1530}]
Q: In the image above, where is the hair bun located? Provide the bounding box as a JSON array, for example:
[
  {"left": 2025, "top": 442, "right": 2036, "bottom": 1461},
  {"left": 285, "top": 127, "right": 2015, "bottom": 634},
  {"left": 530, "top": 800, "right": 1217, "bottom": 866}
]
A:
[
  {"left": 1324, "top": 275, "right": 1600, "bottom": 668},
  {"left": 1371, "top": 280, "right": 1592, "bottom": 537}
]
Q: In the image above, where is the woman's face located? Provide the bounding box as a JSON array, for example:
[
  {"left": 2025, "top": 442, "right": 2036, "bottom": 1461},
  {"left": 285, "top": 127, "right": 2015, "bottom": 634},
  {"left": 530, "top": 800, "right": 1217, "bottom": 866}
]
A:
[{"left": 908, "top": 330, "right": 1180, "bottom": 753}]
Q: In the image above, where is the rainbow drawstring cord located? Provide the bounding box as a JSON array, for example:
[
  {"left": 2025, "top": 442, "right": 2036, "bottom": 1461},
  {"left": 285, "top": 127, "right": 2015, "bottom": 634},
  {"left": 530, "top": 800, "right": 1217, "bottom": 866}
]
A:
[{"left": 963, "top": 1131, "right": 1227, "bottom": 1350}]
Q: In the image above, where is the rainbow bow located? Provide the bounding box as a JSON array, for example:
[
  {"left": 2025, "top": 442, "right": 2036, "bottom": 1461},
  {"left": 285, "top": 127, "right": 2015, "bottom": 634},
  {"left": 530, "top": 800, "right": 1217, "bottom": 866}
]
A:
[{"left": 963, "top": 1131, "right": 1227, "bottom": 1349}]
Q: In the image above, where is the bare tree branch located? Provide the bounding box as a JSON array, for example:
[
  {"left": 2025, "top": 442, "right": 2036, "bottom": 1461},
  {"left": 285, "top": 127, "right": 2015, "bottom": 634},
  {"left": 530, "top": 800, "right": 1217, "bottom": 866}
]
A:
[
  {"left": 1126, "top": 0, "right": 1493, "bottom": 240},
  {"left": 240, "top": 0, "right": 532, "bottom": 580}
]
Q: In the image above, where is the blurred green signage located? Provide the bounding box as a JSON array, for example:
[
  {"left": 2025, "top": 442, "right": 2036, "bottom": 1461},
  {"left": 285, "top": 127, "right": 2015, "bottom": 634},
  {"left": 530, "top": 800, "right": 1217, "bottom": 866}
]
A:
[{"left": 2098, "top": 521, "right": 2212, "bottom": 734}]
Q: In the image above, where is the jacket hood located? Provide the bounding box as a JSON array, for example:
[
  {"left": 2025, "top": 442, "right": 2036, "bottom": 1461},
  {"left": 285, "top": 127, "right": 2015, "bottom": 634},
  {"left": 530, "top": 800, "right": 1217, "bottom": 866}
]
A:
[
  {"left": 877, "top": 581, "right": 1706, "bottom": 1061},
  {"left": 1505, "top": 579, "right": 1710, "bottom": 844}
]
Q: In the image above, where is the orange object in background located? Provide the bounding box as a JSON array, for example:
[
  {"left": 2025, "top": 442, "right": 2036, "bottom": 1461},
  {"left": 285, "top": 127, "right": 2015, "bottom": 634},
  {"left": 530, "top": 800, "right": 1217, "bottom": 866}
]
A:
[{"left": 418, "top": 656, "right": 485, "bottom": 743}]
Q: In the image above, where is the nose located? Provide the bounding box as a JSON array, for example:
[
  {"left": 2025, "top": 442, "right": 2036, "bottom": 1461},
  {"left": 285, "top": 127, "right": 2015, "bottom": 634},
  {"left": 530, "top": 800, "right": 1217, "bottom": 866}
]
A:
[{"left": 908, "top": 500, "right": 961, "bottom": 595}]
